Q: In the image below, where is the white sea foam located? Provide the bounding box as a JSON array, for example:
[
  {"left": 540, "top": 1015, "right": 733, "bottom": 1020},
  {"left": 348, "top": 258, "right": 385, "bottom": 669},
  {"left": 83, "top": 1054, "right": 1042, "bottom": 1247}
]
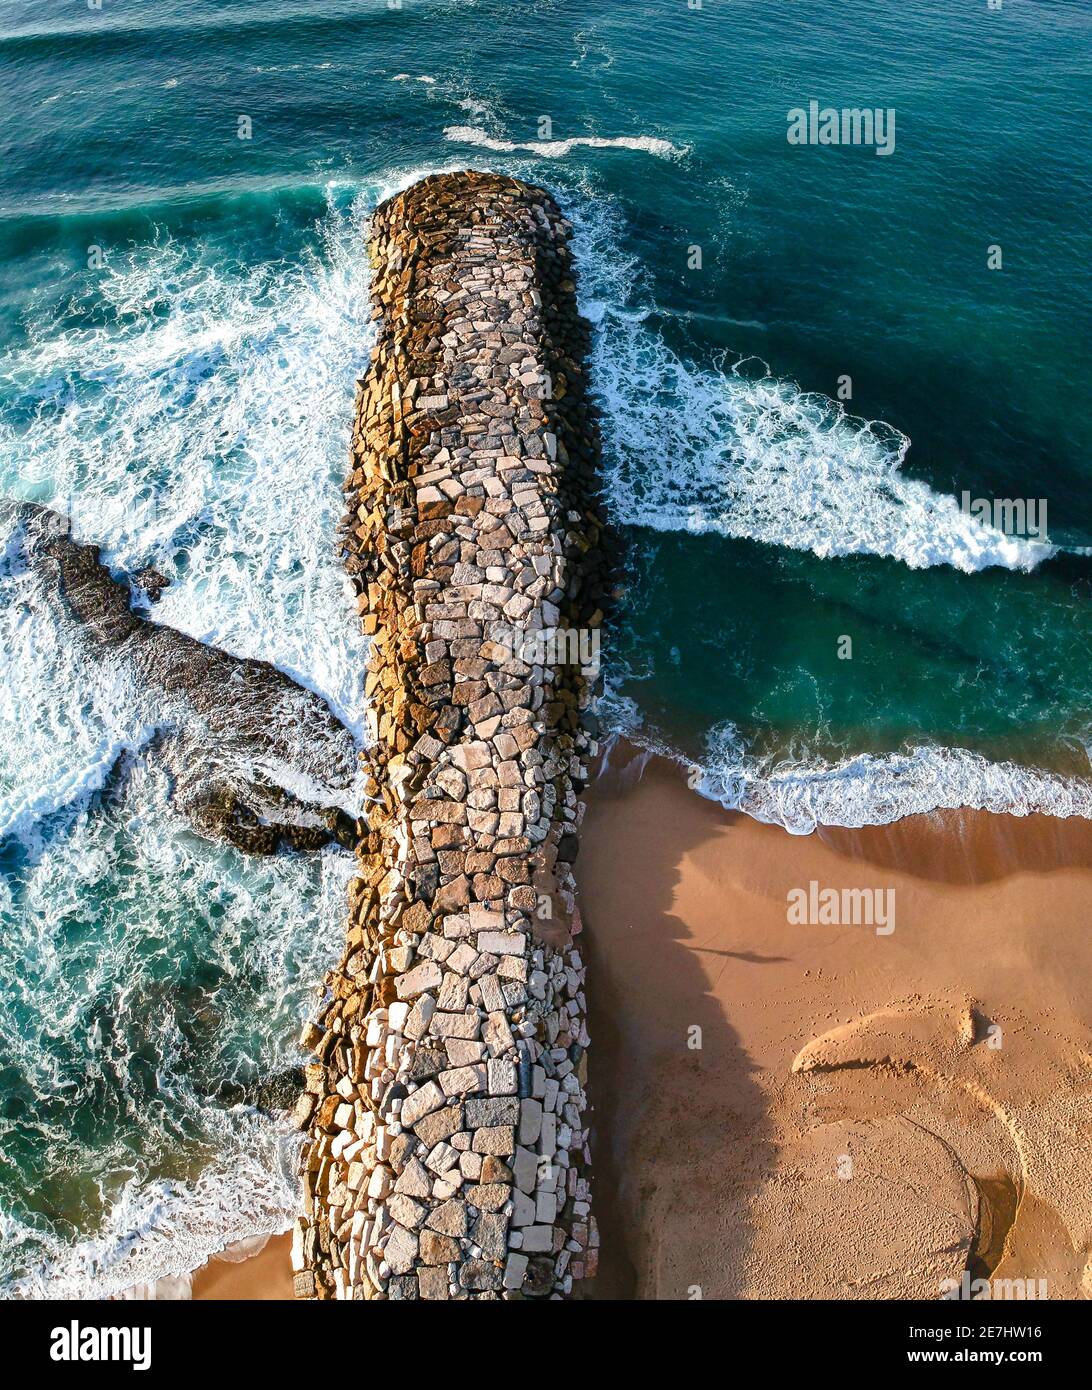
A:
[
  {"left": 444, "top": 125, "right": 687, "bottom": 161},
  {"left": 392, "top": 73, "right": 505, "bottom": 138},
  {"left": 564, "top": 192, "right": 1050, "bottom": 574},
  {"left": 0, "top": 724, "right": 353, "bottom": 1297},
  {"left": 570, "top": 183, "right": 1083, "bottom": 826},
  {"left": 599, "top": 699, "right": 1092, "bottom": 835},
  {"left": 0, "top": 164, "right": 509, "bottom": 1298},
  {"left": 6, "top": 1134, "right": 299, "bottom": 1301},
  {"left": 0, "top": 187, "right": 374, "bottom": 737},
  {"left": 0, "top": 542, "right": 157, "bottom": 846},
  {"left": 698, "top": 724, "right": 1092, "bottom": 834},
  {"left": 0, "top": 155, "right": 1070, "bottom": 1296},
  {"left": 0, "top": 185, "right": 377, "bottom": 1298}
]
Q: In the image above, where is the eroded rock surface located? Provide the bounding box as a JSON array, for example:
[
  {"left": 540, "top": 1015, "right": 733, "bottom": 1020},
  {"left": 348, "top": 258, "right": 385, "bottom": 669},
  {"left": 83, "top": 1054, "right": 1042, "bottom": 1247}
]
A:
[{"left": 13, "top": 500, "right": 359, "bottom": 854}]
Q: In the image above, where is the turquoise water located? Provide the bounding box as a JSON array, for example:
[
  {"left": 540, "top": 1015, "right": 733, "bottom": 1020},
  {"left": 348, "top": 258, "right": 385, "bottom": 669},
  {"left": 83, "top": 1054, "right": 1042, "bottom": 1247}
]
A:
[{"left": 1, "top": 0, "right": 1090, "bottom": 1292}]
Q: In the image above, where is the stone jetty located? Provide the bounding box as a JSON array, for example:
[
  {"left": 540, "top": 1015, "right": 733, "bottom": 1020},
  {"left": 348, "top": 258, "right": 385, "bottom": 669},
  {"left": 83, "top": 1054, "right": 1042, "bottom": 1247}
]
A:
[{"left": 292, "top": 171, "right": 610, "bottom": 1299}]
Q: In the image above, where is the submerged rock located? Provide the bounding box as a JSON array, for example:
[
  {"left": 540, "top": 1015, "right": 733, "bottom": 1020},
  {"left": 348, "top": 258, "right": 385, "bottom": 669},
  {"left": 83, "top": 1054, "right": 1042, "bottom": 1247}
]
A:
[{"left": 12, "top": 501, "right": 360, "bottom": 855}]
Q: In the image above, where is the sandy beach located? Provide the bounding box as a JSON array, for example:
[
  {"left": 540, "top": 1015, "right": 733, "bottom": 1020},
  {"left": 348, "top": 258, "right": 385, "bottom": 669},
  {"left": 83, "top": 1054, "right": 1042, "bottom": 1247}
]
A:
[
  {"left": 190, "top": 1233, "right": 293, "bottom": 1301},
  {"left": 578, "top": 744, "right": 1092, "bottom": 1301},
  {"left": 187, "top": 741, "right": 1092, "bottom": 1300}
]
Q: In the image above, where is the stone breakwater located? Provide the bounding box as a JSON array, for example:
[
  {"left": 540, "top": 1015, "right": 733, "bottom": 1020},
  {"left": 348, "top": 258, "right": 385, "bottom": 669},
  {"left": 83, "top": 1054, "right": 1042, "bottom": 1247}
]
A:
[{"left": 292, "top": 171, "right": 611, "bottom": 1300}]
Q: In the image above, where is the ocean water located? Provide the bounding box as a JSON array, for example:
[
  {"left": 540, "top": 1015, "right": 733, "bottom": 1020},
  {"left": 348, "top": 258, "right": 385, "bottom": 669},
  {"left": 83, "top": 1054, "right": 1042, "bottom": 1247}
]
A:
[{"left": 1, "top": 0, "right": 1090, "bottom": 1292}]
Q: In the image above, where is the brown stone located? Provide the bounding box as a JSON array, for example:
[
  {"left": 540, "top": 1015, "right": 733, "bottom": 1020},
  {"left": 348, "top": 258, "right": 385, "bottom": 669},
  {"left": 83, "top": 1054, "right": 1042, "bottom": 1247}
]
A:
[
  {"left": 419, "top": 1229, "right": 461, "bottom": 1264},
  {"left": 413, "top": 1104, "right": 464, "bottom": 1147}
]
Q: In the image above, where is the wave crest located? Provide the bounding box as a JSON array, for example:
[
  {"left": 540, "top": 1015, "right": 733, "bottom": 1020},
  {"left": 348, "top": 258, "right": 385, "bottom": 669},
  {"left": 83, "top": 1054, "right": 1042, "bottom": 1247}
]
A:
[
  {"left": 565, "top": 194, "right": 1049, "bottom": 574},
  {"left": 443, "top": 125, "right": 686, "bottom": 161}
]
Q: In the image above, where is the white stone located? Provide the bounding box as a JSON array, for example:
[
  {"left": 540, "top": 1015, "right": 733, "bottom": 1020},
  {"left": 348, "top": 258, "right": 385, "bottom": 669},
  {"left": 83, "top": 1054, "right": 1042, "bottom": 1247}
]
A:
[
  {"left": 404, "top": 993, "right": 436, "bottom": 1041},
  {"left": 520, "top": 1225, "right": 554, "bottom": 1253},
  {"left": 503, "top": 1252, "right": 529, "bottom": 1290},
  {"left": 395, "top": 961, "right": 442, "bottom": 1000},
  {"left": 445, "top": 1038, "right": 486, "bottom": 1066},
  {"left": 488, "top": 1058, "right": 518, "bottom": 1095},
  {"left": 400, "top": 1081, "right": 444, "bottom": 1127},
  {"left": 384, "top": 1225, "right": 418, "bottom": 1275},
  {"left": 393, "top": 1157, "right": 431, "bottom": 1199},
  {"left": 451, "top": 741, "right": 492, "bottom": 772},
  {"left": 367, "top": 1166, "right": 392, "bottom": 1201},
  {"left": 446, "top": 943, "right": 478, "bottom": 976},
  {"left": 424, "top": 1140, "right": 460, "bottom": 1175},
  {"left": 439, "top": 1064, "right": 486, "bottom": 1097},
  {"left": 483, "top": 1011, "right": 515, "bottom": 1057}
]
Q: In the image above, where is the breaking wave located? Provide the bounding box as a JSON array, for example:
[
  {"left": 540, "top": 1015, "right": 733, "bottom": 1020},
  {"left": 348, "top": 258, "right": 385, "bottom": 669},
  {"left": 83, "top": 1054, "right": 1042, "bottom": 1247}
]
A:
[
  {"left": 599, "top": 696, "right": 1092, "bottom": 835},
  {"left": 0, "top": 183, "right": 374, "bottom": 1297},
  {"left": 695, "top": 725, "right": 1092, "bottom": 835},
  {"left": 444, "top": 125, "right": 687, "bottom": 161},
  {"left": 566, "top": 192, "right": 1050, "bottom": 574}
]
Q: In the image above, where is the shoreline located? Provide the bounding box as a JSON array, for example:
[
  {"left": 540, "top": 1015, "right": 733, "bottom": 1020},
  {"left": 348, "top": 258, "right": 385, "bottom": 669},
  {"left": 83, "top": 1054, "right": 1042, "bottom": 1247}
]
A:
[
  {"left": 190, "top": 1233, "right": 294, "bottom": 1302},
  {"left": 183, "top": 739, "right": 1092, "bottom": 1299},
  {"left": 602, "top": 731, "right": 1092, "bottom": 838},
  {"left": 580, "top": 744, "right": 1092, "bottom": 1299}
]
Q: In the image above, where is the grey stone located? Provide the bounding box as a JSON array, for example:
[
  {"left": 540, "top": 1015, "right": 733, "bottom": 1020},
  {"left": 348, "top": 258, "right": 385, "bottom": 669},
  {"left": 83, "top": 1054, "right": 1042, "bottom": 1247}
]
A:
[
  {"left": 417, "top": 1265, "right": 450, "bottom": 1300},
  {"left": 465, "top": 1097, "right": 519, "bottom": 1127},
  {"left": 512, "top": 1145, "right": 539, "bottom": 1194},
  {"left": 519, "top": 1097, "right": 543, "bottom": 1145},
  {"left": 459, "top": 1259, "right": 503, "bottom": 1292},
  {"left": 519, "top": 1225, "right": 554, "bottom": 1254},
  {"left": 473, "top": 1210, "right": 510, "bottom": 1260}
]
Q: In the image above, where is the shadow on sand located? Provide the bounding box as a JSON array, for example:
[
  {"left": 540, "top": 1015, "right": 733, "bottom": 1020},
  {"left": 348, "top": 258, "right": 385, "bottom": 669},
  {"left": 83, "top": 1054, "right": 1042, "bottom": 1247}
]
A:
[{"left": 576, "top": 743, "right": 772, "bottom": 1300}]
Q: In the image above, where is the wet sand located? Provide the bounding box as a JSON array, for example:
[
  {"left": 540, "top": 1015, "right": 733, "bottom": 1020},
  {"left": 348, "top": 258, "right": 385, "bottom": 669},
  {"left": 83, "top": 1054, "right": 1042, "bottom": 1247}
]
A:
[
  {"left": 578, "top": 745, "right": 1092, "bottom": 1301},
  {"left": 190, "top": 1233, "right": 292, "bottom": 1301}
]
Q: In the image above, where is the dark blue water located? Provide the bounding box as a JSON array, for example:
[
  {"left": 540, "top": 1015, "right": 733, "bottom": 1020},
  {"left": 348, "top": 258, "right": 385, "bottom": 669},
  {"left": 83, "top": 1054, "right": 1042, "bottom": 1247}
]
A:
[{"left": 1, "top": 0, "right": 1089, "bottom": 1293}]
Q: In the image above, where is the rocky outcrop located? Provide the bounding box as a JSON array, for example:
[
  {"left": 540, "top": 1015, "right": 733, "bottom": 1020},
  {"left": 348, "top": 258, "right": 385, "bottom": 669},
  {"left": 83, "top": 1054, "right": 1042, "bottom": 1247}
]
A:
[
  {"left": 293, "top": 171, "right": 610, "bottom": 1299},
  {"left": 13, "top": 501, "right": 358, "bottom": 854}
]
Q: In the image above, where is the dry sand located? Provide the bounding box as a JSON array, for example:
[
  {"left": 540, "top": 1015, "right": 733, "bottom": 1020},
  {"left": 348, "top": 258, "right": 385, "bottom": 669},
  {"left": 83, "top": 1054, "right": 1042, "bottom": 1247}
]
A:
[{"left": 578, "top": 745, "right": 1092, "bottom": 1301}]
